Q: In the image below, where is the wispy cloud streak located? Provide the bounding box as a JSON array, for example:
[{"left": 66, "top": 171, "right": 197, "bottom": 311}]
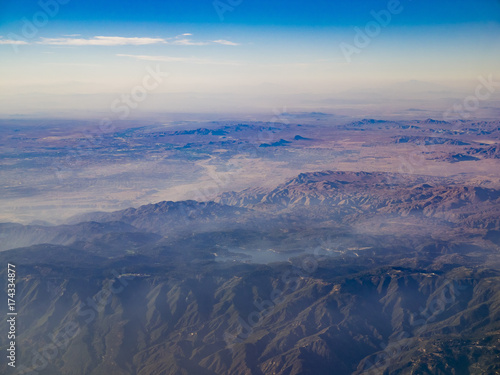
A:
[
  {"left": 0, "top": 38, "right": 29, "bottom": 45},
  {"left": 30, "top": 34, "right": 240, "bottom": 47},
  {"left": 38, "top": 36, "right": 167, "bottom": 46},
  {"left": 117, "top": 54, "right": 241, "bottom": 65},
  {"left": 212, "top": 39, "right": 240, "bottom": 46}
]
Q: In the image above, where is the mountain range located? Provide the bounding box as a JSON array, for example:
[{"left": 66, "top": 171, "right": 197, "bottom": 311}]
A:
[{"left": 1, "top": 170, "right": 499, "bottom": 374}]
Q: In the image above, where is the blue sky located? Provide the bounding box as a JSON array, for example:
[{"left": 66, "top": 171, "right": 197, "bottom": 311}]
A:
[
  {"left": 0, "top": 0, "right": 499, "bottom": 115},
  {"left": 1, "top": 0, "right": 499, "bottom": 26}
]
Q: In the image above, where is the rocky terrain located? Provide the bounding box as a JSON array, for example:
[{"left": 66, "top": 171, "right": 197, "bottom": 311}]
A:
[
  {"left": 1, "top": 168, "right": 500, "bottom": 374},
  {"left": 1, "top": 117, "right": 500, "bottom": 224}
]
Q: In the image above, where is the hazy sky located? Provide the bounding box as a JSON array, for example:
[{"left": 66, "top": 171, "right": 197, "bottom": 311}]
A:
[{"left": 1, "top": 0, "right": 499, "bottom": 116}]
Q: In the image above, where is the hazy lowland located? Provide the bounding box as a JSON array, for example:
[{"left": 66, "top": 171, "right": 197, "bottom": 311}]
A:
[{"left": 1, "top": 113, "right": 500, "bottom": 374}]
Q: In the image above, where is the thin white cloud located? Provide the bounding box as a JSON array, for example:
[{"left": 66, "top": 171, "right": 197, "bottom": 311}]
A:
[
  {"left": 8, "top": 34, "right": 240, "bottom": 47},
  {"left": 169, "top": 34, "right": 239, "bottom": 46},
  {"left": 0, "top": 39, "right": 28, "bottom": 45},
  {"left": 171, "top": 39, "right": 209, "bottom": 46},
  {"left": 44, "top": 62, "right": 101, "bottom": 67},
  {"left": 38, "top": 36, "right": 167, "bottom": 46},
  {"left": 117, "top": 54, "right": 241, "bottom": 66},
  {"left": 212, "top": 39, "right": 240, "bottom": 46}
]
